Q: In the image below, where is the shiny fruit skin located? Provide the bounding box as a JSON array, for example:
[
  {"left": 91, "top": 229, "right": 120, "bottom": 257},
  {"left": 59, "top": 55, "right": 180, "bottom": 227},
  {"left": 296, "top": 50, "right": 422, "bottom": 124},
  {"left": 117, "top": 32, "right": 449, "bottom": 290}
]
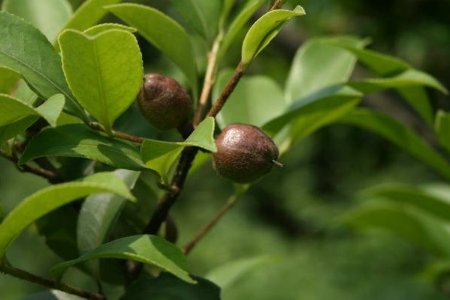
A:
[
  {"left": 213, "top": 124, "right": 279, "bottom": 184},
  {"left": 137, "top": 73, "right": 192, "bottom": 130}
]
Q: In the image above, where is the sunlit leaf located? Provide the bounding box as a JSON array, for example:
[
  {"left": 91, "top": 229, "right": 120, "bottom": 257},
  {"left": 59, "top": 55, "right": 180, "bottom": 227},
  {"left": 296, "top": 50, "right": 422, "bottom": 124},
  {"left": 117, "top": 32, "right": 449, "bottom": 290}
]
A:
[
  {"left": 214, "top": 71, "right": 286, "bottom": 128},
  {"left": 0, "top": 93, "right": 65, "bottom": 127},
  {"left": 241, "top": 6, "right": 305, "bottom": 67},
  {"left": 107, "top": 3, "right": 198, "bottom": 96},
  {"left": 218, "top": 0, "right": 266, "bottom": 65},
  {"left": 62, "top": 0, "right": 124, "bottom": 32},
  {"left": 2, "top": 0, "right": 72, "bottom": 41},
  {"left": 285, "top": 36, "right": 368, "bottom": 103},
  {"left": 58, "top": 28, "right": 143, "bottom": 132},
  {"left": 263, "top": 85, "right": 362, "bottom": 140}
]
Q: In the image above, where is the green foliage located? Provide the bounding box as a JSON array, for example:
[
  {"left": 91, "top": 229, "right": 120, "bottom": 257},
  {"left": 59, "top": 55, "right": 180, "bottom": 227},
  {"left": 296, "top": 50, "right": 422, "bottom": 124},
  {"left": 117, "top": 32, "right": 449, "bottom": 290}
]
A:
[
  {"left": 285, "top": 36, "right": 368, "bottom": 103},
  {"left": 218, "top": 0, "right": 266, "bottom": 65},
  {"left": 141, "top": 117, "right": 217, "bottom": 182},
  {"left": 77, "top": 170, "right": 140, "bottom": 275},
  {"left": 2, "top": 0, "right": 72, "bottom": 41},
  {"left": 342, "top": 109, "right": 450, "bottom": 181},
  {"left": 0, "top": 67, "right": 20, "bottom": 94},
  {"left": 107, "top": 3, "right": 198, "bottom": 96},
  {"left": 171, "top": 0, "right": 222, "bottom": 43},
  {"left": 241, "top": 6, "right": 306, "bottom": 67},
  {"left": 344, "top": 202, "right": 450, "bottom": 257},
  {"left": 20, "top": 124, "right": 145, "bottom": 170},
  {"left": 0, "top": 12, "right": 85, "bottom": 119},
  {"left": 0, "top": 94, "right": 65, "bottom": 128},
  {"left": 52, "top": 235, "right": 194, "bottom": 283},
  {"left": 206, "top": 255, "right": 278, "bottom": 290},
  {"left": 1, "top": 0, "right": 450, "bottom": 298},
  {"left": 62, "top": 0, "right": 124, "bottom": 32},
  {"left": 436, "top": 110, "right": 450, "bottom": 155},
  {"left": 362, "top": 184, "right": 450, "bottom": 223},
  {"left": 214, "top": 71, "right": 286, "bottom": 128},
  {"left": 0, "top": 172, "right": 134, "bottom": 257},
  {"left": 59, "top": 28, "right": 143, "bottom": 132}
]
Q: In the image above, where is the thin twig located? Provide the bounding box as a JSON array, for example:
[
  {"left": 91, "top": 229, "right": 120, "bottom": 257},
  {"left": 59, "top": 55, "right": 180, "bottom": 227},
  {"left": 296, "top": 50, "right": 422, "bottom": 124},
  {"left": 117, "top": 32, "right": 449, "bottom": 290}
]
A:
[
  {"left": 206, "top": 63, "right": 245, "bottom": 118},
  {"left": 270, "top": 0, "right": 286, "bottom": 11},
  {"left": 144, "top": 147, "right": 198, "bottom": 234},
  {"left": 0, "top": 263, "right": 105, "bottom": 300},
  {"left": 0, "top": 149, "right": 58, "bottom": 181},
  {"left": 183, "top": 194, "right": 239, "bottom": 255},
  {"left": 193, "top": 32, "right": 224, "bottom": 126},
  {"left": 89, "top": 122, "right": 145, "bottom": 144}
]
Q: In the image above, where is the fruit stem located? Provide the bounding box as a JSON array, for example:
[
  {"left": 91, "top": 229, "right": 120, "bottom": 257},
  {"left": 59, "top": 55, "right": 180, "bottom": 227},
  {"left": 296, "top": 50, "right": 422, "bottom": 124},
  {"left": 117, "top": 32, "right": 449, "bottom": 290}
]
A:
[{"left": 272, "top": 160, "right": 284, "bottom": 168}]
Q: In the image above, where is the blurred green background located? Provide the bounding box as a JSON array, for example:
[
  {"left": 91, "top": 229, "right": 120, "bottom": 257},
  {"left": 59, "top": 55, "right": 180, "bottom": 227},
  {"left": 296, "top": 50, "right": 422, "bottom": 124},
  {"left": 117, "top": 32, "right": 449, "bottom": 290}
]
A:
[{"left": 1, "top": 0, "right": 450, "bottom": 299}]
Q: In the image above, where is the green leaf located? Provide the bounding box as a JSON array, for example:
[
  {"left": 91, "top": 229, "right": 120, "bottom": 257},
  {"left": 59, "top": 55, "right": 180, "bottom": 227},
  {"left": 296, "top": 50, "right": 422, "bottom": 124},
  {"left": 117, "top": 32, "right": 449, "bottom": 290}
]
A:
[
  {"left": 107, "top": 3, "right": 198, "bottom": 96},
  {"left": 327, "top": 42, "right": 410, "bottom": 77},
  {"left": 0, "top": 12, "right": 86, "bottom": 119},
  {"left": 2, "top": 0, "right": 72, "bottom": 42},
  {"left": 206, "top": 255, "right": 278, "bottom": 290},
  {"left": 0, "top": 172, "right": 134, "bottom": 258},
  {"left": 362, "top": 184, "right": 450, "bottom": 223},
  {"left": 436, "top": 110, "right": 450, "bottom": 156},
  {"left": 241, "top": 6, "right": 306, "bottom": 67},
  {"left": 0, "top": 116, "right": 38, "bottom": 144},
  {"left": 171, "top": 0, "right": 221, "bottom": 42},
  {"left": 83, "top": 23, "right": 136, "bottom": 35},
  {"left": 62, "top": 0, "right": 124, "bottom": 32},
  {"left": 0, "top": 67, "right": 20, "bottom": 94},
  {"left": 121, "top": 273, "right": 220, "bottom": 300},
  {"left": 141, "top": 117, "right": 217, "bottom": 182},
  {"left": 58, "top": 29, "right": 143, "bottom": 133},
  {"left": 285, "top": 36, "right": 368, "bottom": 103},
  {"left": 34, "top": 94, "right": 66, "bottom": 127},
  {"left": 349, "top": 69, "right": 448, "bottom": 95},
  {"left": 219, "top": 0, "right": 238, "bottom": 28},
  {"left": 213, "top": 71, "right": 286, "bottom": 128},
  {"left": 0, "top": 93, "right": 65, "bottom": 127},
  {"left": 218, "top": 0, "right": 266, "bottom": 65},
  {"left": 343, "top": 203, "right": 450, "bottom": 257},
  {"left": 263, "top": 85, "right": 362, "bottom": 139},
  {"left": 14, "top": 81, "right": 38, "bottom": 105},
  {"left": 77, "top": 170, "right": 139, "bottom": 275},
  {"left": 52, "top": 235, "right": 194, "bottom": 283},
  {"left": 20, "top": 124, "right": 145, "bottom": 170},
  {"left": 341, "top": 109, "right": 450, "bottom": 181},
  {"left": 398, "top": 87, "right": 433, "bottom": 127},
  {"left": 330, "top": 42, "right": 447, "bottom": 124}
]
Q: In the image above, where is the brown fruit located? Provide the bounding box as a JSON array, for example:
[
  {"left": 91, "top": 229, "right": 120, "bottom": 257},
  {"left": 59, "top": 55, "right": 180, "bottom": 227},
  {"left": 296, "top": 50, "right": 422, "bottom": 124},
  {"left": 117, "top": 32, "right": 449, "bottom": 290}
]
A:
[
  {"left": 213, "top": 124, "right": 280, "bottom": 184},
  {"left": 137, "top": 73, "right": 193, "bottom": 130}
]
